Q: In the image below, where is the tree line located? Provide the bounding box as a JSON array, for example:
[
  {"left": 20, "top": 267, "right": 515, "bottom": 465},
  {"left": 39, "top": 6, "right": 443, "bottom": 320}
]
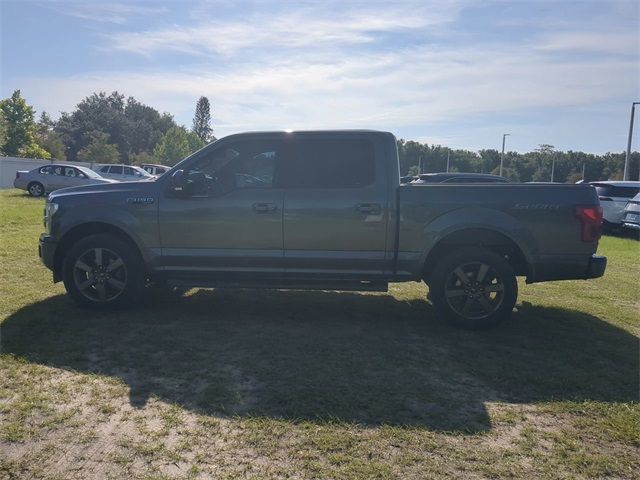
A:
[
  {"left": 1, "top": 89, "right": 638, "bottom": 181},
  {"left": 0, "top": 90, "right": 214, "bottom": 167},
  {"left": 397, "top": 139, "right": 639, "bottom": 183}
]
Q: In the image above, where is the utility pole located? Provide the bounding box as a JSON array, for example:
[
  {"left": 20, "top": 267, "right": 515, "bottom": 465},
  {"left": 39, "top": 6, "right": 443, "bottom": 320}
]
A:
[
  {"left": 551, "top": 155, "right": 555, "bottom": 183},
  {"left": 500, "top": 133, "right": 510, "bottom": 176},
  {"left": 446, "top": 151, "right": 450, "bottom": 172},
  {"left": 582, "top": 162, "right": 586, "bottom": 181},
  {"left": 624, "top": 102, "right": 639, "bottom": 181},
  {"left": 419, "top": 155, "right": 423, "bottom": 174}
]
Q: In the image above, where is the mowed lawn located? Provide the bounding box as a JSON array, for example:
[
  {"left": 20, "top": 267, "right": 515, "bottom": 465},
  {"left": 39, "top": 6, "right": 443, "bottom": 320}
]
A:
[{"left": 0, "top": 188, "right": 638, "bottom": 480}]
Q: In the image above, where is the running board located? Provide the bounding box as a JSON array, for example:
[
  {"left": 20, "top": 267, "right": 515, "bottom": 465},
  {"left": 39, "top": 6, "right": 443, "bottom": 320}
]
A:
[{"left": 166, "top": 278, "right": 389, "bottom": 292}]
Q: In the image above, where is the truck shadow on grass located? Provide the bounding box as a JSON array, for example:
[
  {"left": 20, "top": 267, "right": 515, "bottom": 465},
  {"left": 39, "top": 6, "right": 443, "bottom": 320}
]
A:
[{"left": 2, "top": 289, "right": 638, "bottom": 434}]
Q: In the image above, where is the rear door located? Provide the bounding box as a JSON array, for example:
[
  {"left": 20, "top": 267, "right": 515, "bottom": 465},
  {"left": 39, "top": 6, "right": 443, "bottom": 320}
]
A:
[
  {"left": 64, "top": 166, "right": 87, "bottom": 187},
  {"left": 48, "top": 165, "right": 68, "bottom": 190},
  {"left": 109, "top": 165, "right": 124, "bottom": 181},
  {"left": 280, "top": 133, "right": 391, "bottom": 278}
]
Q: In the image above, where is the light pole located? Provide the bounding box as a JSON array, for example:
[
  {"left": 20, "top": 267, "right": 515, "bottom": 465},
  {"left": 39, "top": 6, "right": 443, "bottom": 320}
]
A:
[
  {"left": 446, "top": 150, "right": 450, "bottom": 172},
  {"left": 624, "top": 102, "right": 640, "bottom": 181},
  {"left": 500, "top": 133, "right": 510, "bottom": 176}
]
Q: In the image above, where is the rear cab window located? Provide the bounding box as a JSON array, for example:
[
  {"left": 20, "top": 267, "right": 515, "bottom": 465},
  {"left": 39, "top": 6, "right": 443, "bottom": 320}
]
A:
[{"left": 280, "top": 138, "right": 376, "bottom": 189}]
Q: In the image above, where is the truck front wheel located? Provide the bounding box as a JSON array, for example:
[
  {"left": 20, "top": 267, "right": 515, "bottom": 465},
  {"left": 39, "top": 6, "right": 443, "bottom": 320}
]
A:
[
  {"left": 428, "top": 248, "right": 517, "bottom": 329},
  {"left": 62, "top": 234, "right": 145, "bottom": 309}
]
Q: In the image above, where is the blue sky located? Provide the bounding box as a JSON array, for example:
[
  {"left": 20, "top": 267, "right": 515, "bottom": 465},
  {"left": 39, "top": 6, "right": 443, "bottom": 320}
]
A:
[{"left": 1, "top": 0, "right": 638, "bottom": 153}]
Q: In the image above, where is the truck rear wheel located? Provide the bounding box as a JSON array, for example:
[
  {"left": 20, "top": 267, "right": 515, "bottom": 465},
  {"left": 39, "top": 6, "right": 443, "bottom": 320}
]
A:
[
  {"left": 62, "top": 234, "right": 145, "bottom": 309},
  {"left": 428, "top": 247, "right": 517, "bottom": 329}
]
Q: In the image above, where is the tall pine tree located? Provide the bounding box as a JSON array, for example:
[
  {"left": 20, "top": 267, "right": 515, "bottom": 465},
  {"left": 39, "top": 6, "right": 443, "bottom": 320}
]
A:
[{"left": 192, "top": 96, "right": 213, "bottom": 143}]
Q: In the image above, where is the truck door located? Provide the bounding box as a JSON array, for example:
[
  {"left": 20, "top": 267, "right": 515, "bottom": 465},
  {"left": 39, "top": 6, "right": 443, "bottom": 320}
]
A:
[
  {"left": 280, "top": 134, "right": 391, "bottom": 278},
  {"left": 158, "top": 137, "right": 286, "bottom": 277}
]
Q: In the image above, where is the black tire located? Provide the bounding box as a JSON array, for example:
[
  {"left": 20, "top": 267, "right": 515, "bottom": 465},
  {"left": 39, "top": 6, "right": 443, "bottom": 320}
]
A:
[
  {"left": 62, "top": 234, "right": 145, "bottom": 309},
  {"left": 428, "top": 247, "right": 517, "bottom": 329},
  {"left": 27, "top": 181, "right": 45, "bottom": 197}
]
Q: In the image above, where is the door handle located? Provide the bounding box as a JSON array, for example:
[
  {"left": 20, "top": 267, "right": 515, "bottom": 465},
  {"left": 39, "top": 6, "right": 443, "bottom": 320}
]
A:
[
  {"left": 253, "top": 203, "right": 278, "bottom": 214},
  {"left": 356, "top": 203, "right": 381, "bottom": 214}
]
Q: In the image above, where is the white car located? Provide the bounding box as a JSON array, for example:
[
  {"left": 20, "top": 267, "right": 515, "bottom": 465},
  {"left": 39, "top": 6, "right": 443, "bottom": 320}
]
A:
[
  {"left": 141, "top": 163, "right": 169, "bottom": 176},
  {"left": 14, "top": 164, "right": 116, "bottom": 196},
  {"left": 590, "top": 181, "right": 640, "bottom": 226},
  {"left": 622, "top": 193, "right": 640, "bottom": 231},
  {"left": 95, "top": 164, "right": 155, "bottom": 182}
]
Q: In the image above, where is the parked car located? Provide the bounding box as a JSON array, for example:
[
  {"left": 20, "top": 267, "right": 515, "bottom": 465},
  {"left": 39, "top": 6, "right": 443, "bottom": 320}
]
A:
[
  {"left": 411, "top": 173, "right": 509, "bottom": 184},
  {"left": 39, "top": 130, "right": 606, "bottom": 329},
  {"left": 589, "top": 181, "right": 640, "bottom": 226},
  {"left": 141, "top": 163, "right": 169, "bottom": 176},
  {"left": 95, "top": 164, "right": 155, "bottom": 182},
  {"left": 621, "top": 193, "right": 640, "bottom": 231},
  {"left": 14, "top": 164, "right": 116, "bottom": 196}
]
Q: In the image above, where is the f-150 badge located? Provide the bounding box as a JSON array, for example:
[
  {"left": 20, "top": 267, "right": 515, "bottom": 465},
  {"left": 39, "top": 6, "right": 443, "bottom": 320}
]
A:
[{"left": 126, "top": 197, "right": 155, "bottom": 205}]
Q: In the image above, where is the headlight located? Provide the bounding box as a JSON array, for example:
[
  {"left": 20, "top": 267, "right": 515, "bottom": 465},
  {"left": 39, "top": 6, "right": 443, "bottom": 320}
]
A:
[
  {"left": 46, "top": 202, "right": 59, "bottom": 217},
  {"left": 44, "top": 202, "right": 59, "bottom": 231}
]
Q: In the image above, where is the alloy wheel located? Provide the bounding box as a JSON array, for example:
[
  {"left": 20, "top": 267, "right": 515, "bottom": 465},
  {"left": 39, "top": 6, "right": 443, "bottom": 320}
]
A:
[
  {"left": 444, "top": 261, "right": 505, "bottom": 320},
  {"left": 73, "top": 248, "right": 127, "bottom": 302}
]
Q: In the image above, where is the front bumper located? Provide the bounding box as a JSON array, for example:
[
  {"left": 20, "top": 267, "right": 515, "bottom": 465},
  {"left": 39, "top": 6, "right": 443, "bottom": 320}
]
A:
[
  {"left": 622, "top": 222, "right": 640, "bottom": 230},
  {"left": 39, "top": 234, "right": 57, "bottom": 272}
]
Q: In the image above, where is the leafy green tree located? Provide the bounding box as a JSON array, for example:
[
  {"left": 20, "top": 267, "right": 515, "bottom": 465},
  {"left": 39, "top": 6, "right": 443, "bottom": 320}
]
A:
[
  {"left": 20, "top": 143, "right": 51, "bottom": 160},
  {"left": 0, "top": 110, "right": 6, "bottom": 155},
  {"left": 130, "top": 150, "right": 158, "bottom": 166},
  {"left": 56, "top": 92, "right": 176, "bottom": 163},
  {"left": 153, "top": 126, "right": 204, "bottom": 166},
  {"left": 77, "top": 132, "right": 120, "bottom": 164},
  {"left": 0, "top": 90, "right": 38, "bottom": 156},
  {"left": 124, "top": 98, "right": 176, "bottom": 158},
  {"left": 35, "top": 112, "right": 65, "bottom": 160},
  {"left": 192, "top": 96, "right": 213, "bottom": 143}
]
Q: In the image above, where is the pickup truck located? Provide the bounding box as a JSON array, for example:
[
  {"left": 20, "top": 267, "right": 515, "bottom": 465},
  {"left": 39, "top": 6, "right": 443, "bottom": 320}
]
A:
[{"left": 39, "top": 130, "right": 606, "bottom": 328}]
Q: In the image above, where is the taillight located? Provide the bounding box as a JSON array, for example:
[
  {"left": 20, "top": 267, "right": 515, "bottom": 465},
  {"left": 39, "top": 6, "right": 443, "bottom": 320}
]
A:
[{"left": 576, "top": 206, "right": 603, "bottom": 242}]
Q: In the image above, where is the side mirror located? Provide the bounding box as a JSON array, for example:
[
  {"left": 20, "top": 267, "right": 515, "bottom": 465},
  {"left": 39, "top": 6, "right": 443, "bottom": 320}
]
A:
[{"left": 170, "top": 169, "right": 186, "bottom": 191}]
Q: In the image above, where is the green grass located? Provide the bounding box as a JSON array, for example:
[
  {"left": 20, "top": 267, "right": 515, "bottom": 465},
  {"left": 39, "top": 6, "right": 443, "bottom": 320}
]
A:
[{"left": 1, "top": 188, "right": 638, "bottom": 479}]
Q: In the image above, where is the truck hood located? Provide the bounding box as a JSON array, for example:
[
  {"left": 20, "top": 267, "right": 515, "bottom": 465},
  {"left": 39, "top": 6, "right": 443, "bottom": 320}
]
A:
[{"left": 49, "top": 180, "right": 157, "bottom": 202}]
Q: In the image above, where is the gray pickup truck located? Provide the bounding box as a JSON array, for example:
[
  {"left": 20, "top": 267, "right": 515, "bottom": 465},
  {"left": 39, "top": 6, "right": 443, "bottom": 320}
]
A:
[{"left": 39, "top": 130, "right": 606, "bottom": 328}]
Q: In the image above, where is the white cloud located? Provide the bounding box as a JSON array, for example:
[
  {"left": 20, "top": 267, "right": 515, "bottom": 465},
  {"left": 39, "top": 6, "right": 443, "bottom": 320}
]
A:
[
  {"left": 46, "top": 2, "right": 168, "bottom": 24},
  {"left": 103, "top": 1, "right": 465, "bottom": 56},
  {"left": 8, "top": 1, "right": 638, "bottom": 151},
  {"left": 537, "top": 32, "right": 639, "bottom": 55},
  {"left": 18, "top": 41, "right": 636, "bottom": 141}
]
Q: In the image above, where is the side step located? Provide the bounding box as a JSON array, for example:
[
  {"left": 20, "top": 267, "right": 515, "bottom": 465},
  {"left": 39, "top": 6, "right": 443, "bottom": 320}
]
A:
[{"left": 166, "top": 278, "right": 389, "bottom": 292}]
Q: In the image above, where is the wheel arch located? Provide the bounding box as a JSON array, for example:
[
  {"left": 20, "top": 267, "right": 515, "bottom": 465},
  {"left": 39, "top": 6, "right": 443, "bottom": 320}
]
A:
[
  {"left": 53, "top": 222, "right": 145, "bottom": 281},
  {"left": 422, "top": 227, "right": 531, "bottom": 284}
]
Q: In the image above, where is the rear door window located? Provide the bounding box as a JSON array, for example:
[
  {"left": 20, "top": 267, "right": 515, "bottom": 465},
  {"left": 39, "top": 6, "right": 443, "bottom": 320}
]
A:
[
  {"left": 110, "top": 166, "right": 123, "bottom": 175},
  {"left": 280, "top": 138, "right": 375, "bottom": 188}
]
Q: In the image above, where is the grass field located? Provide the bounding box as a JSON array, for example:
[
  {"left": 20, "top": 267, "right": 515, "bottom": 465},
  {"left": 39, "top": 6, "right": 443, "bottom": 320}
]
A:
[{"left": 0, "top": 188, "right": 638, "bottom": 479}]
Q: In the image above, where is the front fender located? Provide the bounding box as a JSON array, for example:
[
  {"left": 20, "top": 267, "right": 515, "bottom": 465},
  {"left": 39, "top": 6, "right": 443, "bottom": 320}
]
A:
[{"left": 54, "top": 204, "right": 158, "bottom": 267}]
